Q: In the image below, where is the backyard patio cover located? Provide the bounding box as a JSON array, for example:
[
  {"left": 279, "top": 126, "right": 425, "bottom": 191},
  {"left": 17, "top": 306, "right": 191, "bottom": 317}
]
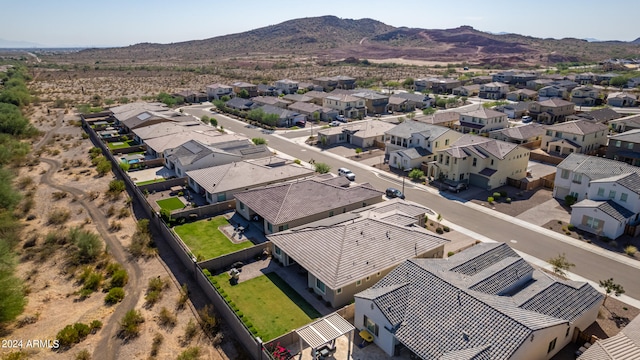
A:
[{"left": 296, "top": 313, "right": 355, "bottom": 357}]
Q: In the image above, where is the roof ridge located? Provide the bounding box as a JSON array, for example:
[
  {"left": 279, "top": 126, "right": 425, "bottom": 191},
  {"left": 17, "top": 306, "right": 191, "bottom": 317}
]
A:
[
  {"left": 332, "top": 224, "right": 349, "bottom": 287},
  {"left": 272, "top": 182, "right": 295, "bottom": 224}
]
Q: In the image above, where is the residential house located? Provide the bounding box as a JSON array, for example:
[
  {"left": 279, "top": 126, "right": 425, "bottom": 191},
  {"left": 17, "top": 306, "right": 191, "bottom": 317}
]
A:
[
  {"left": 607, "top": 92, "right": 638, "bottom": 107},
  {"left": 131, "top": 121, "right": 212, "bottom": 145},
  {"left": 489, "top": 123, "right": 546, "bottom": 146},
  {"left": 259, "top": 104, "right": 306, "bottom": 127},
  {"left": 257, "top": 84, "right": 279, "bottom": 97},
  {"left": 287, "top": 102, "right": 337, "bottom": 122},
  {"left": 541, "top": 120, "right": 608, "bottom": 156},
  {"left": 491, "top": 70, "right": 515, "bottom": 83},
  {"left": 206, "top": 83, "right": 233, "bottom": 100},
  {"left": 606, "top": 129, "right": 640, "bottom": 166},
  {"left": 355, "top": 242, "right": 603, "bottom": 359},
  {"left": 269, "top": 198, "right": 448, "bottom": 307},
  {"left": 575, "top": 72, "right": 596, "bottom": 85},
  {"left": 414, "top": 77, "right": 434, "bottom": 92},
  {"left": 452, "top": 84, "right": 480, "bottom": 97},
  {"left": 231, "top": 81, "right": 258, "bottom": 98},
  {"left": 390, "top": 92, "right": 433, "bottom": 110},
  {"left": 471, "top": 75, "right": 493, "bottom": 85},
  {"left": 529, "top": 98, "right": 576, "bottom": 124},
  {"left": 234, "top": 178, "right": 384, "bottom": 235},
  {"left": 430, "top": 78, "right": 462, "bottom": 94},
  {"left": 323, "top": 93, "right": 366, "bottom": 118},
  {"left": 164, "top": 139, "right": 270, "bottom": 177},
  {"left": 144, "top": 131, "right": 243, "bottom": 158},
  {"left": 333, "top": 75, "right": 357, "bottom": 90},
  {"left": 282, "top": 94, "right": 313, "bottom": 104},
  {"left": 553, "top": 79, "right": 580, "bottom": 91},
  {"left": 304, "top": 90, "right": 331, "bottom": 106},
  {"left": 627, "top": 77, "right": 640, "bottom": 89},
  {"left": 297, "top": 81, "right": 322, "bottom": 92},
  {"left": 109, "top": 102, "right": 168, "bottom": 121},
  {"left": 274, "top": 79, "right": 299, "bottom": 94},
  {"left": 571, "top": 86, "right": 601, "bottom": 106},
  {"left": 566, "top": 107, "right": 621, "bottom": 124},
  {"left": 506, "top": 89, "right": 538, "bottom": 102},
  {"left": 512, "top": 72, "right": 538, "bottom": 85},
  {"left": 579, "top": 313, "right": 640, "bottom": 359},
  {"left": 414, "top": 111, "right": 460, "bottom": 128},
  {"left": 225, "top": 97, "right": 255, "bottom": 111},
  {"left": 495, "top": 102, "right": 532, "bottom": 119},
  {"left": 553, "top": 153, "right": 640, "bottom": 202},
  {"left": 251, "top": 96, "right": 291, "bottom": 109},
  {"left": 352, "top": 91, "right": 389, "bottom": 115},
  {"left": 430, "top": 134, "right": 530, "bottom": 190},
  {"left": 186, "top": 157, "right": 314, "bottom": 204},
  {"left": 526, "top": 78, "right": 554, "bottom": 90},
  {"left": 457, "top": 108, "right": 508, "bottom": 134},
  {"left": 119, "top": 110, "right": 189, "bottom": 132},
  {"left": 595, "top": 73, "right": 618, "bottom": 84},
  {"left": 173, "top": 90, "right": 207, "bottom": 103},
  {"left": 479, "top": 82, "right": 509, "bottom": 100},
  {"left": 537, "top": 85, "right": 570, "bottom": 101},
  {"left": 384, "top": 120, "right": 463, "bottom": 171},
  {"left": 386, "top": 96, "right": 410, "bottom": 113},
  {"left": 609, "top": 114, "right": 640, "bottom": 132},
  {"left": 317, "top": 119, "right": 395, "bottom": 147},
  {"left": 313, "top": 76, "right": 356, "bottom": 91}
]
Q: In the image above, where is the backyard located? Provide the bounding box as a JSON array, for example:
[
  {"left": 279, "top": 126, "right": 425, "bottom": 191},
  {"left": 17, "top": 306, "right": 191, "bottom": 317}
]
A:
[
  {"left": 211, "top": 272, "right": 321, "bottom": 341},
  {"left": 174, "top": 216, "right": 253, "bottom": 259},
  {"left": 156, "top": 196, "right": 185, "bottom": 212},
  {"left": 107, "top": 139, "right": 138, "bottom": 149}
]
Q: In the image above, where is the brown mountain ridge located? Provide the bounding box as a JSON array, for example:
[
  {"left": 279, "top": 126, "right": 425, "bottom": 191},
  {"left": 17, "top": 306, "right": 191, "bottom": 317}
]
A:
[{"left": 65, "top": 15, "right": 640, "bottom": 66}]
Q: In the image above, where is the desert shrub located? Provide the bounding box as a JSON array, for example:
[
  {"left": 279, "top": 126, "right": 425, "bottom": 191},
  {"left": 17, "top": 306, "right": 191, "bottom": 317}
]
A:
[
  {"left": 105, "top": 287, "right": 125, "bottom": 304},
  {"left": 158, "top": 307, "right": 177, "bottom": 328},
  {"left": 251, "top": 137, "right": 267, "bottom": 145},
  {"left": 564, "top": 195, "right": 577, "bottom": 206},
  {"left": 15, "top": 176, "right": 34, "bottom": 190},
  {"left": 79, "top": 269, "right": 102, "bottom": 297},
  {"left": 119, "top": 162, "right": 130, "bottom": 172},
  {"left": 624, "top": 245, "right": 637, "bottom": 256},
  {"left": 109, "top": 269, "right": 128, "bottom": 289},
  {"left": 198, "top": 304, "right": 219, "bottom": 334},
  {"left": 505, "top": 197, "right": 512, "bottom": 203},
  {"left": 314, "top": 162, "right": 330, "bottom": 174},
  {"left": 75, "top": 349, "right": 91, "bottom": 360},
  {"left": 435, "top": 227, "right": 444, "bottom": 234},
  {"left": 47, "top": 208, "right": 71, "bottom": 225},
  {"left": 151, "top": 333, "right": 163, "bottom": 357},
  {"left": 109, "top": 221, "right": 122, "bottom": 232},
  {"left": 129, "top": 219, "right": 153, "bottom": 257},
  {"left": 408, "top": 168, "right": 424, "bottom": 181},
  {"left": 70, "top": 228, "right": 103, "bottom": 264},
  {"left": 117, "top": 207, "right": 130, "bottom": 219},
  {"left": 293, "top": 159, "right": 301, "bottom": 165},
  {"left": 88, "top": 147, "right": 102, "bottom": 159},
  {"left": 118, "top": 309, "right": 144, "bottom": 340},
  {"left": 95, "top": 159, "right": 112, "bottom": 176},
  {"left": 487, "top": 196, "right": 494, "bottom": 204},
  {"left": 176, "top": 283, "right": 189, "bottom": 310},
  {"left": 89, "top": 320, "right": 102, "bottom": 332},
  {"left": 492, "top": 192, "right": 501, "bottom": 198},
  {"left": 177, "top": 347, "right": 201, "bottom": 360},
  {"left": 51, "top": 191, "right": 68, "bottom": 200},
  {"left": 567, "top": 224, "right": 575, "bottom": 231},
  {"left": 447, "top": 251, "right": 455, "bottom": 257},
  {"left": 145, "top": 277, "right": 167, "bottom": 306},
  {"left": 55, "top": 322, "right": 91, "bottom": 348},
  {"left": 442, "top": 225, "right": 450, "bottom": 232},
  {"left": 183, "top": 319, "right": 198, "bottom": 343}
]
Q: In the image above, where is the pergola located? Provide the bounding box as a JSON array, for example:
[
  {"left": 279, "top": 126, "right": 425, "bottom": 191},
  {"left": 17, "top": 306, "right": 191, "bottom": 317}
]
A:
[{"left": 296, "top": 313, "right": 355, "bottom": 359}]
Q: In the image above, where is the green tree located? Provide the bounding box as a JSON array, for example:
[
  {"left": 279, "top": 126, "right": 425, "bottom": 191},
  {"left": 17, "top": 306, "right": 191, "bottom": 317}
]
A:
[
  {"left": 599, "top": 278, "right": 625, "bottom": 306},
  {"left": 422, "top": 107, "right": 436, "bottom": 116},
  {"left": 263, "top": 113, "right": 279, "bottom": 127},
  {"left": 547, "top": 253, "right": 575, "bottom": 277},
  {"left": 251, "top": 137, "right": 267, "bottom": 145},
  {"left": 355, "top": 148, "right": 363, "bottom": 157},
  {"left": 70, "top": 228, "right": 103, "bottom": 264},
  {"left": 314, "top": 162, "right": 330, "bottom": 174},
  {"left": 609, "top": 76, "right": 628, "bottom": 88},
  {"left": 402, "top": 78, "right": 415, "bottom": 89},
  {"left": 209, "top": 117, "right": 218, "bottom": 127},
  {"left": 408, "top": 168, "right": 424, "bottom": 181},
  {"left": 200, "top": 115, "right": 209, "bottom": 123},
  {"left": 96, "top": 159, "right": 112, "bottom": 176},
  {"left": 238, "top": 89, "right": 250, "bottom": 99},
  {"left": 119, "top": 161, "right": 130, "bottom": 172}
]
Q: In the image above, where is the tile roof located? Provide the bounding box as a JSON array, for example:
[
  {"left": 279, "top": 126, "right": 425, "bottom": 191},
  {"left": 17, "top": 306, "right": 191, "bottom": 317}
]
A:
[
  {"left": 591, "top": 172, "right": 640, "bottom": 195},
  {"left": 610, "top": 114, "right": 640, "bottom": 129},
  {"left": 326, "top": 94, "right": 360, "bottom": 102},
  {"left": 397, "top": 147, "right": 432, "bottom": 160},
  {"left": 385, "top": 120, "right": 451, "bottom": 139},
  {"left": 186, "top": 159, "right": 314, "bottom": 194},
  {"left": 132, "top": 122, "right": 211, "bottom": 141},
  {"left": 538, "top": 98, "right": 574, "bottom": 107},
  {"left": 557, "top": 153, "right": 640, "bottom": 180},
  {"left": 490, "top": 123, "right": 546, "bottom": 140},
  {"left": 233, "top": 179, "right": 383, "bottom": 225},
  {"left": 251, "top": 96, "right": 291, "bottom": 106},
  {"left": 546, "top": 120, "right": 608, "bottom": 135},
  {"left": 356, "top": 243, "right": 603, "bottom": 360},
  {"left": 578, "top": 315, "right": 640, "bottom": 360},
  {"left": 572, "top": 107, "right": 622, "bottom": 123},
  {"left": 609, "top": 128, "right": 640, "bottom": 143},
  {"left": 572, "top": 199, "right": 635, "bottom": 222},
  {"left": 391, "top": 92, "right": 431, "bottom": 103},
  {"left": 146, "top": 131, "right": 240, "bottom": 154},
  {"left": 447, "top": 134, "right": 520, "bottom": 160}
]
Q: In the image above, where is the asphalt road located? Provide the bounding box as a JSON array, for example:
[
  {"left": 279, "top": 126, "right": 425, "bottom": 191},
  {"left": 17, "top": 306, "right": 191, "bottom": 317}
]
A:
[{"left": 185, "top": 105, "right": 640, "bottom": 299}]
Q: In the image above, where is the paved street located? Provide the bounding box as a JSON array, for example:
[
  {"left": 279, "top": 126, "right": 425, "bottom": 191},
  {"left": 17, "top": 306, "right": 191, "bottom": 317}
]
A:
[{"left": 184, "top": 104, "right": 640, "bottom": 300}]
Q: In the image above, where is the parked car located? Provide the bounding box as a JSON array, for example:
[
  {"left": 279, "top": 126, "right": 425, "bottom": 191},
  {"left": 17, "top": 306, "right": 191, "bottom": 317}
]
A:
[
  {"left": 338, "top": 167, "right": 355, "bottom": 181},
  {"left": 385, "top": 187, "right": 405, "bottom": 199},
  {"left": 329, "top": 121, "right": 341, "bottom": 127},
  {"left": 522, "top": 116, "right": 532, "bottom": 123},
  {"left": 445, "top": 181, "right": 468, "bottom": 193},
  {"left": 336, "top": 115, "right": 347, "bottom": 122}
]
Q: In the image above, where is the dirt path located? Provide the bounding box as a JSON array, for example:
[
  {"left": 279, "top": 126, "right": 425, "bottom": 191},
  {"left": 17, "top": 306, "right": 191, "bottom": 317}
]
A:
[{"left": 33, "top": 110, "right": 64, "bottom": 150}]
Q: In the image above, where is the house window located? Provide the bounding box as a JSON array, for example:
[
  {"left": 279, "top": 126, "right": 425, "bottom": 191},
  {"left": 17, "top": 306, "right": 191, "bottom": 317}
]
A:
[
  {"left": 366, "top": 276, "right": 370, "bottom": 282},
  {"left": 445, "top": 139, "right": 449, "bottom": 145},
  {"left": 472, "top": 158, "right": 477, "bottom": 167},
  {"left": 329, "top": 211, "right": 334, "bottom": 217},
  {"left": 364, "top": 315, "right": 379, "bottom": 337},
  {"left": 572, "top": 174, "right": 582, "bottom": 184},
  {"left": 615, "top": 140, "right": 621, "bottom": 147},
  {"left": 267, "top": 222, "right": 273, "bottom": 232},
  {"left": 490, "top": 159, "right": 494, "bottom": 166},
  {"left": 566, "top": 327, "right": 571, "bottom": 337},
  {"left": 628, "top": 143, "right": 634, "bottom": 150},
  {"left": 356, "top": 280, "right": 362, "bottom": 287},
  {"left": 274, "top": 246, "right": 281, "bottom": 255},
  {"left": 621, "top": 193, "right": 628, "bottom": 202},
  {"left": 239, "top": 202, "right": 245, "bottom": 210},
  {"left": 547, "top": 338, "right": 557, "bottom": 354},
  {"left": 316, "top": 278, "right": 326, "bottom": 294},
  {"left": 336, "top": 288, "right": 342, "bottom": 294},
  {"left": 217, "top": 193, "right": 226, "bottom": 202},
  {"left": 597, "top": 187, "right": 605, "bottom": 196},
  {"left": 609, "top": 190, "right": 616, "bottom": 199},
  {"left": 560, "top": 169, "right": 569, "bottom": 179},
  {"left": 278, "top": 224, "right": 289, "bottom": 232},
  {"left": 585, "top": 216, "right": 601, "bottom": 230}
]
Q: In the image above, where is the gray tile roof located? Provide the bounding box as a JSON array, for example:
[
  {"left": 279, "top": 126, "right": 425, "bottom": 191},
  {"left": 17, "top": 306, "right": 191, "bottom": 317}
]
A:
[
  {"left": 268, "top": 217, "right": 448, "bottom": 290},
  {"left": 546, "top": 119, "right": 608, "bottom": 135},
  {"left": 461, "top": 108, "right": 505, "bottom": 119},
  {"left": 397, "top": 146, "right": 431, "bottom": 160},
  {"left": 132, "top": 122, "right": 211, "bottom": 141},
  {"left": 573, "top": 107, "right": 621, "bottom": 123},
  {"left": 609, "top": 128, "right": 640, "bottom": 143},
  {"left": 538, "top": 98, "right": 574, "bottom": 107},
  {"left": 233, "top": 179, "right": 383, "bottom": 225},
  {"left": 356, "top": 243, "right": 603, "bottom": 360},
  {"left": 385, "top": 120, "right": 451, "bottom": 139},
  {"left": 391, "top": 92, "right": 430, "bottom": 103},
  {"left": 609, "top": 114, "right": 640, "bottom": 129},
  {"left": 578, "top": 315, "right": 640, "bottom": 360},
  {"left": 448, "top": 134, "right": 520, "bottom": 160},
  {"left": 490, "top": 123, "right": 546, "bottom": 141},
  {"left": 146, "top": 131, "right": 240, "bottom": 154},
  {"left": 557, "top": 153, "right": 640, "bottom": 180},
  {"left": 572, "top": 199, "right": 635, "bottom": 222}
]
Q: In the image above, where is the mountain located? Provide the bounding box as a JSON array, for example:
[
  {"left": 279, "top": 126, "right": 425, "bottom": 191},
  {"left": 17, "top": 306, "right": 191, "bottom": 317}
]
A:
[
  {"left": 0, "top": 38, "right": 45, "bottom": 48},
  {"left": 64, "top": 16, "right": 640, "bottom": 66}
]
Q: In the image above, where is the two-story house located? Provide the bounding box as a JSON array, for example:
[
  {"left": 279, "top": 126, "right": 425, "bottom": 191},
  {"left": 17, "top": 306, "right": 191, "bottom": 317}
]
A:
[
  {"left": 609, "top": 114, "right": 640, "bottom": 133},
  {"left": 575, "top": 72, "right": 596, "bottom": 85},
  {"left": 506, "top": 88, "right": 538, "bottom": 101},
  {"left": 206, "top": 83, "right": 234, "bottom": 100},
  {"left": 313, "top": 75, "right": 356, "bottom": 91},
  {"left": 323, "top": 93, "right": 366, "bottom": 118},
  {"left": 452, "top": 84, "right": 480, "bottom": 97},
  {"left": 564, "top": 160, "right": 640, "bottom": 239},
  {"left": 495, "top": 102, "right": 532, "bottom": 119},
  {"left": 430, "top": 134, "right": 530, "bottom": 190},
  {"left": 541, "top": 120, "right": 608, "bottom": 156},
  {"left": 430, "top": 78, "right": 462, "bottom": 94},
  {"left": 491, "top": 70, "right": 515, "bottom": 83},
  {"left": 390, "top": 92, "right": 433, "bottom": 110},
  {"left": 251, "top": 96, "right": 291, "bottom": 109},
  {"left": 457, "top": 108, "right": 508, "bottom": 134},
  {"left": 352, "top": 91, "right": 389, "bottom": 115},
  {"left": 607, "top": 92, "right": 638, "bottom": 107},
  {"left": 231, "top": 81, "right": 258, "bottom": 98},
  {"left": 274, "top": 79, "right": 299, "bottom": 95},
  {"left": 529, "top": 98, "right": 576, "bottom": 124},
  {"left": 606, "top": 129, "right": 640, "bottom": 166},
  {"left": 627, "top": 77, "right": 640, "bottom": 89},
  {"left": 478, "top": 82, "right": 509, "bottom": 100},
  {"left": 526, "top": 78, "right": 554, "bottom": 90},
  {"left": 489, "top": 123, "right": 546, "bottom": 146},
  {"left": 571, "top": 86, "right": 601, "bottom": 106},
  {"left": 537, "top": 85, "right": 570, "bottom": 100},
  {"left": 384, "top": 120, "right": 463, "bottom": 171}
]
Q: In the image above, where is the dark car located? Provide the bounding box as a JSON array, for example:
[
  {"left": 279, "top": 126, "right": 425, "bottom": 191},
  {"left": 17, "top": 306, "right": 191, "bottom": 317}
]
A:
[
  {"left": 385, "top": 187, "right": 405, "bottom": 199},
  {"left": 446, "top": 181, "right": 468, "bottom": 193}
]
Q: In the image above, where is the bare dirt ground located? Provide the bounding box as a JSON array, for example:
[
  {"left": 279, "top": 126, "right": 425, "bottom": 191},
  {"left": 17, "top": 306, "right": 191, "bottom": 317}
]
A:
[{"left": 0, "top": 104, "right": 229, "bottom": 359}]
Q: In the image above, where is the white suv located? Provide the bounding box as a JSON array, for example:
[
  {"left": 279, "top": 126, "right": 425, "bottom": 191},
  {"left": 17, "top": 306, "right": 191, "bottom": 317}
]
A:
[{"left": 338, "top": 167, "right": 355, "bottom": 181}]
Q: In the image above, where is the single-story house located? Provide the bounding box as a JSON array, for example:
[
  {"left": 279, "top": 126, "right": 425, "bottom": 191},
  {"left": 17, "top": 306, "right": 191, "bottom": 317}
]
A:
[
  {"left": 495, "top": 102, "right": 532, "bottom": 119},
  {"left": 489, "top": 123, "right": 546, "bottom": 146},
  {"left": 317, "top": 119, "right": 396, "bottom": 147},
  {"left": 579, "top": 313, "right": 640, "bottom": 359},
  {"left": 607, "top": 92, "right": 638, "bottom": 107},
  {"left": 287, "top": 101, "right": 338, "bottom": 121}
]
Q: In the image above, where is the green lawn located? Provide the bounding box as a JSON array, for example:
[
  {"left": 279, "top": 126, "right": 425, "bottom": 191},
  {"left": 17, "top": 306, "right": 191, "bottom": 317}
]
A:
[
  {"left": 174, "top": 216, "right": 252, "bottom": 259},
  {"left": 135, "top": 178, "right": 166, "bottom": 186},
  {"left": 107, "top": 140, "right": 138, "bottom": 149},
  {"left": 156, "top": 197, "right": 185, "bottom": 212},
  {"left": 211, "top": 272, "right": 321, "bottom": 341}
]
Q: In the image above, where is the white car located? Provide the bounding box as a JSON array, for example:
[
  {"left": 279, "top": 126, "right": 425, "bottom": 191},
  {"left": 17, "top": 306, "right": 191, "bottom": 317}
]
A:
[
  {"left": 338, "top": 167, "right": 355, "bottom": 181},
  {"left": 329, "top": 121, "right": 341, "bottom": 127}
]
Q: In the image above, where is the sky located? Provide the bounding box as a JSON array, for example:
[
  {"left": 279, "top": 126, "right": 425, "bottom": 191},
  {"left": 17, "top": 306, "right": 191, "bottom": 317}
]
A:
[{"left": 2, "top": 0, "right": 639, "bottom": 47}]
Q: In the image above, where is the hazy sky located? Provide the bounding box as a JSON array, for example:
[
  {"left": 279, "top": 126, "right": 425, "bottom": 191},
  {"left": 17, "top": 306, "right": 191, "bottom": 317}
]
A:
[{"left": 3, "top": 0, "right": 639, "bottom": 47}]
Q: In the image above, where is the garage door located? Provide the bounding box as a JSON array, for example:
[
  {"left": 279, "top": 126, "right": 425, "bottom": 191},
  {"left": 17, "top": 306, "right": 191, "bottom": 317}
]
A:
[{"left": 469, "top": 173, "right": 489, "bottom": 189}]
